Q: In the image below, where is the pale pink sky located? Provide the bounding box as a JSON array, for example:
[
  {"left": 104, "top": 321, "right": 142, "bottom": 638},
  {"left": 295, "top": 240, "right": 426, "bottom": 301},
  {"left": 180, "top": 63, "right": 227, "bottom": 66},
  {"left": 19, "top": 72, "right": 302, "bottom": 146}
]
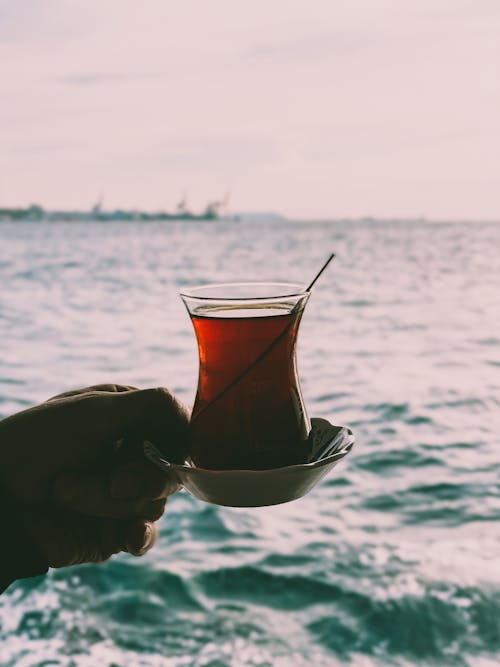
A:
[{"left": 0, "top": 0, "right": 499, "bottom": 219}]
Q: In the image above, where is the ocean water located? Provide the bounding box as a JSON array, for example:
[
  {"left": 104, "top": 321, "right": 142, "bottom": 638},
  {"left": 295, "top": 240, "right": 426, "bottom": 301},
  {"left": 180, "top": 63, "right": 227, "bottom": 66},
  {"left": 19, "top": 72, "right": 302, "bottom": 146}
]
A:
[{"left": 0, "top": 219, "right": 499, "bottom": 667}]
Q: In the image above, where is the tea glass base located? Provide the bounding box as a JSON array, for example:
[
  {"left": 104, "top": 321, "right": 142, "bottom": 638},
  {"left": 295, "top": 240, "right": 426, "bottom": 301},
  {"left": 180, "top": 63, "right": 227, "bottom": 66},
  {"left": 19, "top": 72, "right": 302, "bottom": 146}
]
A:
[{"left": 144, "top": 418, "right": 354, "bottom": 508}]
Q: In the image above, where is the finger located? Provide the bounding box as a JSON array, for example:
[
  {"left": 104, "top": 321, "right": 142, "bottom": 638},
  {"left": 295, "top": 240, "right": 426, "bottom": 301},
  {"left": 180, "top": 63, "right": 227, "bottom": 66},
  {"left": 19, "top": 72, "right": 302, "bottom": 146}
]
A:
[
  {"left": 23, "top": 388, "right": 190, "bottom": 487},
  {"left": 96, "top": 518, "right": 127, "bottom": 559},
  {"left": 26, "top": 510, "right": 130, "bottom": 568},
  {"left": 110, "top": 460, "right": 180, "bottom": 500},
  {"left": 47, "top": 384, "right": 138, "bottom": 402},
  {"left": 64, "top": 517, "right": 127, "bottom": 565},
  {"left": 125, "top": 520, "right": 158, "bottom": 557},
  {"left": 53, "top": 471, "right": 168, "bottom": 520},
  {"left": 48, "top": 388, "right": 190, "bottom": 462}
]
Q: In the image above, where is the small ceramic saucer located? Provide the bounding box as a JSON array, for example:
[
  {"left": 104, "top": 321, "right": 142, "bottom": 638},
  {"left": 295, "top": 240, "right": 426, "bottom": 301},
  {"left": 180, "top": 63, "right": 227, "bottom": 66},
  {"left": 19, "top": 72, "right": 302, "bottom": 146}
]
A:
[{"left": 144, "top": 418, "right": 354, "bottom": 508}]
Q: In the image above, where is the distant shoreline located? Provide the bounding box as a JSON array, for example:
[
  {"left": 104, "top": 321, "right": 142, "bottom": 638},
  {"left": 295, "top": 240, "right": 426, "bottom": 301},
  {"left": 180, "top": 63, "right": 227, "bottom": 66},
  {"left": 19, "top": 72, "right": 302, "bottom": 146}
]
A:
[
  {"left": 0, "top": 204, "right": 222, "bottom": 223},
  {"left": 0, "top": 206, "right": 497, "bottom": 225}
]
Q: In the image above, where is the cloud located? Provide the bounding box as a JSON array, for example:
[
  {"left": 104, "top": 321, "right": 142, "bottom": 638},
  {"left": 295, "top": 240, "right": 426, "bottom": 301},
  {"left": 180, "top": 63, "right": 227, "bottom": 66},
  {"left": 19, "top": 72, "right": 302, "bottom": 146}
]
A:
[
  {"left": 57, "top": 73, "right": 141, "bottom": 86},
  {"left": 8, "top": 142, "right": 70, "bottom": 155},
  {"left": 54, "top": 62, "right": 229, "bottom": 87},
  {"left": 243, "top": 32, "right": 383, "bottom": 64},
  {"left": 0, "top": 1, "right": 88, "bottom": 44}
]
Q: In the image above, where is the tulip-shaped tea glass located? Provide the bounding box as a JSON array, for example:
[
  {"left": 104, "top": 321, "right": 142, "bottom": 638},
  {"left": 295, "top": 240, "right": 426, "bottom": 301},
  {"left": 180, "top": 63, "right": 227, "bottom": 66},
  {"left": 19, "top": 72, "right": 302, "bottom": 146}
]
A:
[{"left": 181, "top": 283, "right": 311, "bottom": 470}]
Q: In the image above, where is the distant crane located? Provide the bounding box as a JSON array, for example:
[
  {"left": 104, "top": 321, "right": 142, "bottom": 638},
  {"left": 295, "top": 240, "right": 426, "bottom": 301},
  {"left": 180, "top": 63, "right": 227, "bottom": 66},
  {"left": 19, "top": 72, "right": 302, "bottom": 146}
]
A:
[
  {"left": 202, "top": 191, "right": 231, "bottom": 219},
  {"left": 91, "top": 193, "right": 104, "bottom": 218},
  {"left": 176, "top": 194, "right": 191, "bottom": 217}
]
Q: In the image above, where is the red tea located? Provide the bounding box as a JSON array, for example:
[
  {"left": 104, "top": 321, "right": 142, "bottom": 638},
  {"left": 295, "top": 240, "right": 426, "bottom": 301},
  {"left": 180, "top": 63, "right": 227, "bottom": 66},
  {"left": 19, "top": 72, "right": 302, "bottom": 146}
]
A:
[{"left": 189, "top": 305, "right": 310, "bottom": 470}]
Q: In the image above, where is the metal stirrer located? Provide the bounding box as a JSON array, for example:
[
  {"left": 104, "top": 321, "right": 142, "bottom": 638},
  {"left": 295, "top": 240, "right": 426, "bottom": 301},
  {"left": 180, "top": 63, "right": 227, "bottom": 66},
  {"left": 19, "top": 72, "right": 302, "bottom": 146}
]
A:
[{"left": 304, "top": 252, "right": 335, "bottom": 292}]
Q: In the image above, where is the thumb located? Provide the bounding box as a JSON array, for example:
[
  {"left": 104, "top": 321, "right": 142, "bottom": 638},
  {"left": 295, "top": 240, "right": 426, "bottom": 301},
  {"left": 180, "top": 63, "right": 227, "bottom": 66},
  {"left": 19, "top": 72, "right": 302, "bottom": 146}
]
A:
[{"left": 107, "top": 387, "right": 190, "bottom": 464}]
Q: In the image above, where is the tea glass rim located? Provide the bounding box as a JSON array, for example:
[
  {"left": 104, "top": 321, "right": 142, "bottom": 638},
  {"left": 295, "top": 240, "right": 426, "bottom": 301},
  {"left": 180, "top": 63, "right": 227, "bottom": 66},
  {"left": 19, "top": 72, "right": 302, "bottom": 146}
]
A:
[{"left": 179, "top": 281, "right": 308, "bottom": 302}]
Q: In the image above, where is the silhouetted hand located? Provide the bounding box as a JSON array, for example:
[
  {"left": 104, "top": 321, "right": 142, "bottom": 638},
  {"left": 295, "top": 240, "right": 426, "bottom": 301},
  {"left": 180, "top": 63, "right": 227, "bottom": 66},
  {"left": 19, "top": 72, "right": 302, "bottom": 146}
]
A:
[{"left": 0, "top": 384, "right": 190, "bottom": 569}]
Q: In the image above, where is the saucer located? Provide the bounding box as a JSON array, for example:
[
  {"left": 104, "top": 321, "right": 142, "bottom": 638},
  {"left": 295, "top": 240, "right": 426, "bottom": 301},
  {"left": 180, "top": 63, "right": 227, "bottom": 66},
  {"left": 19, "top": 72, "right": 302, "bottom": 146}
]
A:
[{"left": 144, "top": 418, "right": 354, "bottom": 508}]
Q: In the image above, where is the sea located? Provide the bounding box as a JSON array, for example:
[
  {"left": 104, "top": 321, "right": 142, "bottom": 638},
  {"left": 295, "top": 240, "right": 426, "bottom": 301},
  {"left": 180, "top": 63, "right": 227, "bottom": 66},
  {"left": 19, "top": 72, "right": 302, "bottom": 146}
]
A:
[{"left": 0, "top": 219, "right": 499, "bottom": 667}]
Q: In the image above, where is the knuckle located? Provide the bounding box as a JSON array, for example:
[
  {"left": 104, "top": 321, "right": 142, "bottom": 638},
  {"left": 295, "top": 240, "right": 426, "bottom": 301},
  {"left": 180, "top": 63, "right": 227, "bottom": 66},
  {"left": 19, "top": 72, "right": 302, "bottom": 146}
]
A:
[
  {"left": 150, "top": 386, "right": 176, "bottom": 409},
  {"left": 151, "top": 387, "right": 189, "bottom": 420}
]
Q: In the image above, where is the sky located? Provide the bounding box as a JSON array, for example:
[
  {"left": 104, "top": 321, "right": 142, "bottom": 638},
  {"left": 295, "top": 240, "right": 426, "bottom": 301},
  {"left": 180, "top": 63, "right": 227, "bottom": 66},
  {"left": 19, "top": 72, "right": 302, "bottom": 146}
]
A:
[{"left": 0, "top": 0, "right": 499, "bottom": 219}]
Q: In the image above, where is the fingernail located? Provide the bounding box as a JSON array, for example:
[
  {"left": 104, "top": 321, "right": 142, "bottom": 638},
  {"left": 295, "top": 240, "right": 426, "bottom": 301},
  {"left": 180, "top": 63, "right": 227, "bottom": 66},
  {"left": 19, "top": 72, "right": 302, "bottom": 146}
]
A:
[{"left": 141, "top": 525, "right": 153, "bottom": 553}]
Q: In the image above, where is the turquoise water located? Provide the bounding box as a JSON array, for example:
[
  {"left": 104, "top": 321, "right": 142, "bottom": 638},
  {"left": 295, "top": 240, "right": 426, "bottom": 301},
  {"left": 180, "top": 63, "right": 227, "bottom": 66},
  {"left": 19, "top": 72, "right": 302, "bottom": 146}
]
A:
[{"left": 0, "top": 219, "right": 499, "bottom": 666}]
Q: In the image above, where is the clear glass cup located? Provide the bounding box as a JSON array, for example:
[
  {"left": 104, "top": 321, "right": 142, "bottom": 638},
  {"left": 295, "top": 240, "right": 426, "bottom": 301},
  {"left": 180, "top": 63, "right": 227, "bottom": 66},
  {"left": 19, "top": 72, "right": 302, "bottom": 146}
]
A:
[{"left": 180, "top": 282, "right": 311, "bottom": 470}]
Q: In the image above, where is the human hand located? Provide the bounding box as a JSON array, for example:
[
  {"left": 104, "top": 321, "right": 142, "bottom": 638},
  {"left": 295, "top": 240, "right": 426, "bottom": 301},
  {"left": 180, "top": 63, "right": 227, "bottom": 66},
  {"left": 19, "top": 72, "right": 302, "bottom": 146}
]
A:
[
  {"left": 0, "top": 384, "right": 189, "bottom": 508},
  {"left": 0, "top": 384, "right": 189, "bottom": 574}
]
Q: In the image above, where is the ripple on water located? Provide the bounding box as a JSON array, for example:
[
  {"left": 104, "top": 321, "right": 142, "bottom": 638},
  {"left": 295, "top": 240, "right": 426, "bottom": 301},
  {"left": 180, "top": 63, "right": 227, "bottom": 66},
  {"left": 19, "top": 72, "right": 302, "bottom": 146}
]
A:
[
  {"left": 425, "top": 398, "right": 486, "bottom": 410},
  {"left": 363, "top": 402, "right": 410, "bottom": 419},
  {"left": 307, "top": 583, "right": 500, "bottom": 664},
  {"left": 314, "top": 391, "right": 352, "bottom": 403},
  {"left": 179, "top": 505, "right": 257, "bottom": 543},
  {"left": 0, "top": 377, "right": 25, "bottom": 385},
  {"left": 49, "top": 561, "right": 203, "bottom": 613},
  {"left": 355, "top": 448, "right": 444, "bottom": 474},
  {"left": 474, "top": 337, "right": 500, "bottom": 346},
  {"left": 362, "top": 478, "right": 500, "bottom": 528},
  {"left": 363, "top": 480, "right": 485, "bottom": 510},
  {"left": 196, "top": 566, "right": 341, "bottom": 610},
  {"left": 341, "top": 300, "right": 374, "bottom": 307}
]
